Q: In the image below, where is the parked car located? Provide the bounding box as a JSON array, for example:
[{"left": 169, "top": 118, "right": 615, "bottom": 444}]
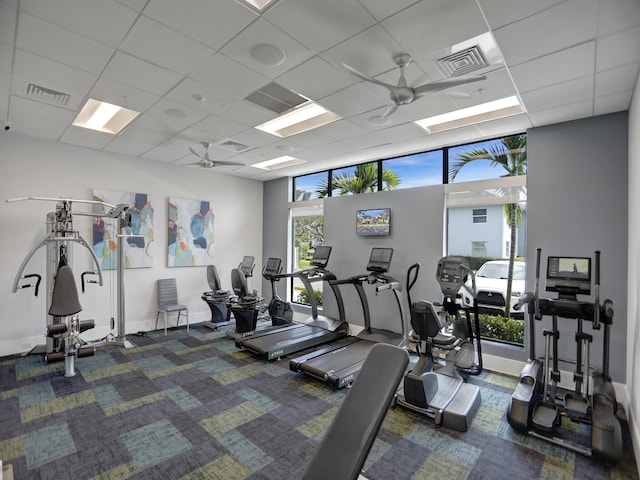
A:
[{"left": 472, "top": 260, "right": 526, "bottom": 318}]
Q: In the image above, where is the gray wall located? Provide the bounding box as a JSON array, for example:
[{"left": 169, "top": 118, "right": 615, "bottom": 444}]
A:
[
  {"left": 262, "top": 177, "right": 290, "bottom": 298},
  {"left": 322, "top": 186, "right": 445, "bottom": 335},
  {"left": 527, "top": 112, "right": 628, "bottom": 382}
]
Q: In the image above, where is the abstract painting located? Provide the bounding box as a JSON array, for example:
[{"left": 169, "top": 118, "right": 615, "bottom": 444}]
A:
[
  {"left": 168, "top": 197, "right": 214, "bottom": 267},
  {"left": 92, "top": 189, "right": 154, "bottom": 269}
]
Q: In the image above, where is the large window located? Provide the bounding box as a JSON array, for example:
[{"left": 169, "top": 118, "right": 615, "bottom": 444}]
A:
[
  {"left": 293, "top": 171, "right": 328, "bottom": 201},
  {"left": 382, "top": 150, "right": 443, "bottom": 189},
  {"left": 291, "top": 203, "right": 324, "bottom": 306},
  {"left": 331, "top": 162, "right": 378, "bottom": 196}
]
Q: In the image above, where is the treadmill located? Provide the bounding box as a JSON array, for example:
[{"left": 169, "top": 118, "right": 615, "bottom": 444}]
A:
[
  {"left": 235, "top": 246, "right": 349, "bottom": 361},
  {"left": 289, "top": 247, "right": 406, "bottom": 389}
]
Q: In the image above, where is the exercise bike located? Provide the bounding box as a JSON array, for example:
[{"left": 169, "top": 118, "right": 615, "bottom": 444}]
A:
[{"left": 395, "top": 256, "right": 482, "bottom": 431}]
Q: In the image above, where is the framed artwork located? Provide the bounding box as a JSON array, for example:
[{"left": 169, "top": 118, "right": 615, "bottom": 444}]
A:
[
  {"left": 168, "top": 197, "right": 215, "bottom": 267},
  {"left": 92, "top": 189, "right": 154, "bottom": 269}
]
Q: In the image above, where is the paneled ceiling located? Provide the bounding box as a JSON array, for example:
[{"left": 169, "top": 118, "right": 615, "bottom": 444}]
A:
[{"left": 0, "top": 0, "right": 638, "bottom": 181}]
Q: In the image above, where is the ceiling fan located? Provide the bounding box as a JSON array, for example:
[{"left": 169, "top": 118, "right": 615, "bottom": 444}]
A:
[
  {"left": 186, "top": 142, "right": 245, "bottom": 168},
  {"left": 343, "top": 53, "right": 486, "bottom": 121}
]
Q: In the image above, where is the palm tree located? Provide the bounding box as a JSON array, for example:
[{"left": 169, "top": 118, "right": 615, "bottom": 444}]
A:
[
  {"left": 316, "top": 163, "right": 400, "bottom": 197},
  {"left": 449, "top": 134, "right": 527, "bottom": 316}
]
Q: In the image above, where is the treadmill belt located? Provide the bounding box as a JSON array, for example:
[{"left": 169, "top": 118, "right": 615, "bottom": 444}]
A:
[{"left": 301, "top": 339, "right": 376, "bottom": 378}]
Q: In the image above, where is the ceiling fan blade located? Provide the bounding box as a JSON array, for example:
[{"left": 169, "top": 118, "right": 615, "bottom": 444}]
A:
[
  {"left": 189, "top": 147, "right": 200, "bottom": 157},
  {"left": 342, "top": 62, "right": 400, "bottom": 92},
  {"left": 413, "top": 75, "right": 486, "bottom": 98},
  {"left": 185, "top": 161, "right": 205, "bottom": 166},
  {"left": 379, "top": 104, "right": 398, "bottom": 120},
  {"left": 210, "top": 160, "right": 245, "bottom": 167}
]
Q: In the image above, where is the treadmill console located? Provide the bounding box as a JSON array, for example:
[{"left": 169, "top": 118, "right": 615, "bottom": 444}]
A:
[
  {"left": 311, "top": 245, "right": 332, "bottom": 268},
  {"left": 366, "top": 247, "right": 393, "bottom": 273},
  {"left": 436, "top": 256, "right": 470, "bottom": 296}
]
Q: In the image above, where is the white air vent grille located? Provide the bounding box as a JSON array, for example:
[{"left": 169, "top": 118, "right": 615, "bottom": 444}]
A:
[
  {"left": 437, "top": 46, "right": 488, "bottom": 77},
  {"left": 25, "top": 83, "right": 71, "bottom": 106},
  {"left": 213, "top": 138, "right": 252, "bottom": 153},
  {"left": 244, "top": 82, "right": 308, "bottom": 114}
]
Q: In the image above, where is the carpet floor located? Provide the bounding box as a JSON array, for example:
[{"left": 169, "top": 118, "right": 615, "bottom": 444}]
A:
[{"left": 0, "top": 324, "right": 637, "bottom": 479}]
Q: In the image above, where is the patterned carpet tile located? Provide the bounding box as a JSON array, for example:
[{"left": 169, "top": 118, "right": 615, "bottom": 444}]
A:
[{"left": 0, "top": 325, "right": 637, "bottom": 480}]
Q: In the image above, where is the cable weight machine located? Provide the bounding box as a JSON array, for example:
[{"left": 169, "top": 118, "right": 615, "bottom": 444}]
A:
[{"left": 8, "top": 196, "right": 136, "bottom": 375}]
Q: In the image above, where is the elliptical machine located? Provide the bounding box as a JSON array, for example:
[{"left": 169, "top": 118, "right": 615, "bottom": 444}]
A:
[
  {"left": 395, "top": 256, "right": 482, "bottom": 431},
  {"left": 507, "top": 249, "right": 622, "bottom": 463},
  {"left": 201, "top": 265, "right": 232, "bottom": 329},
  {"left": 263, "top": 257, "right": 294, "bottom": 326}
]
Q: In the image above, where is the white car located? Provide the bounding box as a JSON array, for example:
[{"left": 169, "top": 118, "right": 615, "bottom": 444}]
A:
[{"left": 473, "top": 260, "right": 526, "bottom": 317}]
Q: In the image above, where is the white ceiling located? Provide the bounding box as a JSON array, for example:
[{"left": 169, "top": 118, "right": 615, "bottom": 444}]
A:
[{"left": 0, "top": 0, "right": 638, "bottom": 181}]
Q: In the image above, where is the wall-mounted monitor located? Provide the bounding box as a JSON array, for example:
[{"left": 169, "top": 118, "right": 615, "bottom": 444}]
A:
[
  {"left": 545, "top": 256, "right": 591, "bottom": 298},
  {"left": 356, "top": 208, "right": 391, "bottom": 236}
]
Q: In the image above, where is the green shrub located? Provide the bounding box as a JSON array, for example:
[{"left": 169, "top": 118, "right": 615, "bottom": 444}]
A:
[
  {"left": 478, "top": 314, "right": 524, "bottom": 345},
  {"left": 297, "top": 289, "right": 324, "bottom": 306}
]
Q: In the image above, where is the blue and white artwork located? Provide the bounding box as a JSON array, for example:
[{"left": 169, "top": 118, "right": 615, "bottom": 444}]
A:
[{"left": 168, "top": 197, "right": 214, "bottom": 267}]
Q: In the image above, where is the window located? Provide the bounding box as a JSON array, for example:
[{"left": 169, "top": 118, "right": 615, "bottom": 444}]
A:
[
  {"left": 291, "top": 203, "right": 324, "bottom": 306},
  {"left": 472, "top": 208, "right": 487, "bottom": 223},
  {"left": 293, "top": 171, "right": 329, "bottom": 201},
  {"left": 382, "top": 150, "right": 443, "bottom": 190},
  {"left": 472, "top": 241, "right": 487, "bottom": 257},
  {"left": 331, "top": 162, "right": 378, "bottom": 196}
]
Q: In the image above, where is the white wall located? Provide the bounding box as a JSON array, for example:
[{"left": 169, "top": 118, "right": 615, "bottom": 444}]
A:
[
  {"left": 0, "top": 133, "right": 263, "bottom": 356},
  {"left": 448, "top": 205, "right": 506, "bottom": 258},
  {"left": 627, "top": 70, "right": 640, "bottom": 473}
]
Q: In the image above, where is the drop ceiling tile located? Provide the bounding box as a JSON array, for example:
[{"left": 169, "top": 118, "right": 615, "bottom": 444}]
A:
[
  {"left": 120, "top": 15, "right": 214, "bottom": 75},
  {"left": 8, "top": 95, "right": 76, "bottom": 139},
  {"left": 220, "top": 18, "right": 313, "bottom": 78},
  {"left": 189, "top": 53, "right": 270, "bottom": 100},
  {"left": 0, "top": 92, "right": 7, "bottom": 120},
  {"left": 381, "top": 0, "right": 487, "bottom": 61},
  {"left": 510, "top": 42, "right": 596, "bottom": 93},
  {"left": 596, "top": 63, "right": 640, "bottom": 97},
  {"left": 103, "top": 126, "right": 171, "bottom": 157},
  {"left": 141, "top": 136, "right": 199, "bottom": 163},
  {"left": 59, "top": 126, "right": 114, "bottom": 149},
  {"left": 597, "top": 0, "right": 640, "bottom": 36},
  {"left": 212, "top": 99, "right": 275, "bottom": 127},
  {"left": 474, "top": 113, "right": 532, "bottom": 137},
  {"left": 265, "top": 0, "right": 376, "bottom": 54},
  {"left": 521, "top": 75, "right": 594, "bottom": 112},
  {"left": 594, "top": 90, "right": 633, "bottom": 115},
  {"left": 356, "top": 0, "right": 421, "bottom": 21},
  {"left": 88, "top": 77, "right": 160, "bottom": 113},
  {"left": 494, "top": 0, "right": 598, "bottom": 66},
  {"left": 320, "top": 82, "right": 387, "bottom": 119},
  {"left": 19, "top": 0, "right": 138, "bottom": 48},
  {"left": 528, "top": 100, "right": 594, "bottom": 127},
  {"left": 133, "top": 98, "right": 209, "bottom": 135},
  {"left": 0, "top": 1, "right": 17, "bottom": 45},
  {"left": 320, "top": 25, "right": 404, "bottom": 77},
  {"left": 445, "top": 68, "right": 515, "bottom": 106},
  {"left": 287, "top": 118, "right": 366, "bottom": 149},
  {"left": 102, "top": 51, "right": 183, "bottom": 97},
  {"left": 0, "top": 42, "right": 12, "bottom": 75},
  {"left": 165, "top": 78, "right": 230, "bottom": 115},
  {"left": 187, "top": 115, "right": 247, "bottom": 139},
  {"left": 596, "top": 25, "right": 640, "bottom": 72},
  {"left": 275, "top": 57, "right": 353, "bottom": 102},
  {"left": 477, "top": 0, "right": 565, "bottom": 29},
  {"left": 142, "top": 0, "right": 256, "bottom": 50},
  {"left": 230, "top": 127, "right": 278, "bottom": 149},
  {"left": 11, "top": 49, "right": 97, "bottom": 110},
  {"left": 115, "top": 0, "right": 146, "bottom": 12},
  {"left": 17, "top": 13, "right": 114, "bottom": 75}
]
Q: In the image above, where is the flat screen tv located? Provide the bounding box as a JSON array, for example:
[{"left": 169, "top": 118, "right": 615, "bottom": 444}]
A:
[
  {"left": 356, "top": 208, "right": 391, "bottom": 236},
  {"left": 545, "top": 256, "right": 591, "bottom": 299}
]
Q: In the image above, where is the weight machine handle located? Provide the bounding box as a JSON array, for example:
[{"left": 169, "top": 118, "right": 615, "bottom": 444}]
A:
[
  {"left": 593, "top": 250, "right": 601, "bottom": 329},
  {"left": 20, "top": 274, "right": 41, "bottom": 297}
]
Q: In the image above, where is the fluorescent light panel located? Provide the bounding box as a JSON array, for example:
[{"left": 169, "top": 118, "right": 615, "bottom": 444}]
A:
[
  {"left": 415, "top": 96, "right": 524, "bottom": 134},
  {"left": 73, "top": 98, "right": 140, "bottom": 134},
  {"left": 237, "top": 0, "right": 279, "bottom": 12},
  {"left": 255, "top": 101, "right": 342, "bottom": 138},
  {"left": 252, "top": 155, "right": 306, "bottom": 170}
]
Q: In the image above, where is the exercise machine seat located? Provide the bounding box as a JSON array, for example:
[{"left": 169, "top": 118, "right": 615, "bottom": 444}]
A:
[
  {"left": 301, "top": 343, "right": 409, "bottom": 480},
  {"left": 48, "top": 265, "right": 82, "bottom": 316}
]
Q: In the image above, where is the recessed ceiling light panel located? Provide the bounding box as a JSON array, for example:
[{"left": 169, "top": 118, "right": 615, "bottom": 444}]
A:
[
  {"left": 72, "top": 98, "right": 140, "bottom": 134},
  {"left": 252, "top": 155, "right": 306, "bottom": 170},
  {"left": 255, "top": 102, "right": 341, "bottom": 138}
]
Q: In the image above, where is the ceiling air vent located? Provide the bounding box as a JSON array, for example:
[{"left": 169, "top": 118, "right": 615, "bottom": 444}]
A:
[
  {"left": 437, "top": 45, "right": 488, "bottom": 77},
  {"left": 244, "top": 82, "right": 308, "bottom": 114},
  {"left": 212, "top": 138, "right": 252, "bottom": 153},
  {"left": 25, "top": 83, "right": 71, "bottom": 106}
]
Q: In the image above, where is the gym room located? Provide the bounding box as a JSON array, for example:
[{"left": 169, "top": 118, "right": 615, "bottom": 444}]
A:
[{"left": 0, "top": 1, "right": 639, "bottom": 479}]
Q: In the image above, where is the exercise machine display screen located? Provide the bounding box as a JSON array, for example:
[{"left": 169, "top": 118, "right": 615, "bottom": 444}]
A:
[
  {"left": 311, "top": 246, "right": 332, "bottom": 268},
  {"left": 546, "top": 256, "right": 591, "bottom": 297},
  {"left": 263, "top": 258, "right": 282, "bottom": 276},
  {"left": 367, "top": 248, "right": 393, "bottom": 273},
  {"left": 438, "top": 260, "right": 463, "bottom": 285},
  {"left": 240, "top": 256, "right": 255, "bottom": 276}
]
